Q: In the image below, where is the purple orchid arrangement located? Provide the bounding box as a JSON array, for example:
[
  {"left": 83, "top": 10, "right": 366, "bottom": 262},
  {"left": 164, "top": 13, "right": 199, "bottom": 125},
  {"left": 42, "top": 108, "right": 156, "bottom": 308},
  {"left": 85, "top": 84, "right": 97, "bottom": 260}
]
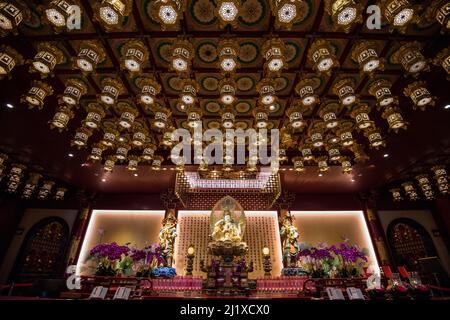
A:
[{"left": 89, "top": 242, "right": 130, "bottom": 261}]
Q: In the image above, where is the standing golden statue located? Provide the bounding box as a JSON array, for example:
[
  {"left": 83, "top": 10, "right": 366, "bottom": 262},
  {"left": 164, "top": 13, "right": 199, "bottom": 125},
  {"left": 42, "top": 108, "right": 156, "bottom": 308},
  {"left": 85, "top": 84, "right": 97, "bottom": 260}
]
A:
[
  {"left": 280, "top": 211, "right": 300, "bottom": 268},
  {"left": 159, "top": 210, "right": 177, "bottom": 267}
]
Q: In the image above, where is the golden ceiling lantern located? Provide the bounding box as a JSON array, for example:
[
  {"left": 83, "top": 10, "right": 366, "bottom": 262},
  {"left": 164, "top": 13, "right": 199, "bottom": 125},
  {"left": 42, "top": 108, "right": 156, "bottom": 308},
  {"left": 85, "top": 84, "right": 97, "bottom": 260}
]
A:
[
  {"left": 403, "top": 81, "right": 436, "bottom": 111},
  {"left": 308, "top": 39, "right": 339, "bottom": 76},
  {"left": 253, "top": 104, "right": 269, "bottom": 129},
  {"left": 121, "top": 40, "right": 149, "bottom": 74},
  {"left": 336, "top": 120, "right": 355, "bottom": 147},
  {"left": 221, "top": 105, "right": 235, "bottom": 129},
  {"left": 256, "top": 78, "right": 277, "bottom": 107},
  {"left": 218, "top": 77, "right": 237, "bottom": 106},
  {"left": 379, "top": 0, "right": 416, "bottom": 33},
  {"left": 0, "top": 1, "right": 30, "bottom": 37},
  {"left": 40, "top": 0, "right": 82, "bottom": 33},
  {"left": 30, "top": 42, "right": 64, "bottom": 78},
  {"left": 83, "top": 102, "right": 106, "bottom": 129},
  {"left": 285, "top": 100, "right": 305, "bottom": 130},
  {"left": 127, "top": 155, "right": 140, "bottom": 172},
  {"left": 432, "top": 47, "right": 450, "bottom": 79},
  {"left": 382, "top": 105, "right": 408, "bottom": 133},
  {"left": 332, "top": 78, "right": 358, "bottom": 107},
  {"left": 170, "top": 38, "right": 194, "bottom": 76},
  {"left": 37, "top": 180, "right": 55, "bottom": 200},
  {"left": 0, "top": 45, "right": 24, "bottom": 80},
  {"left": 101, "top": 121, "right": 119, "bottom": 147},
  {"left": 434, "top": 0, "right": 450, "bottom": 31},
  {"left": 318, "top": 102, "right": 341, "bottom": 129},
  {"left": 390, "top": 188, "right": 403, "bottom": 201},
  {"left": 368, "top": 79, "right": 397, "bottom": 109},
  {"left": 117, "top": 100, "right": 139, "bottom": 129},
  {"left": 88, "top": 143, "right": 106, "bottom": 162},
  {"left": 115, "top": 140, "right": 131, "bottom": 161},
  {"left": 6, "top": 163, "right": 26, "bottom": 193},
  {"left": 351, "top": 41, "right": 385, "bottom": 77},
  {"left": 55, "top": 187, "right": 67, "bottom": 201},
  {"left": 179, "top": 78, "right": 200, "bottom": 108},
  {"left": 295, "top": 78, "right": 320, "bottom": 107},
  {"left": 71, "top": 125, "right": 93, "bottom": 149},
  {"left": 161, "top": 126, "right": 175, "bottom": 147},
  {"left": 151, "top": 0, "right": 186, "bottom": 30},
  {"left": 292, "top": 156, "right": 305, "bottom": 173},
  {"left": 98, "top": 77, "right": 124, "bottom": 106},
  {"left": 324, "top": 0, "right": 363, "bottom": 33},
  {"left": 93, "top": 0, "right": 132, "bottom": 32},
  {"left": 103, "top": 155, "right": 117, "bottom": 172},
  {"left": 326, "top": 143, "right": 342, "bottom": 162},
  {"left": 262, "top": 38, "right": 287, "bottom": 77},
  {"left": 364, "top": 125, "right": 385, "bottom": 149},
  {"left": 401, "top": 181, "right": 419, "bottom": 201},
  {"left": 308, "top": 121, "right": 326, "bottom": 148},
  {"left": 218, "top": 38, "right": 240, "bottom": 75},
  {"left": 142, "top": 141, "right": 157, "bottom": 161},
  {"left": 74, "top": 40, "right": 106, "bottom": 74},
  {"left": 216, "top": 0, "right": 240, "bottom": 28},
  {"left": 350, "top": 143, "right": 369, "bottom": 163},
  {"left": 350, "top": 103, "right": 372, "bottom": 130},
  {"left": 416, "top": 174, "right": 434, "bottom": 201},
  {"left": 432, "top": 165, "right": 448, "bottom": 195},
  {"left": 49, "top": 104, "right": 75, "bottom": 132},
  {"left": 136, "top": 76, "right": 161, "bottom": 107},
  {"left": 22, "top": 173, "right": 42, "bottom": 200},
  {"left": 340, "top": 156, "right": 353, "bottom": 174},
  {"left": 317, "top": 156, "right": 329, "bottom": 173},
  {"left": 391, "top": 42, "right": 429, "bottom": 77},
  {"left": 152, "top": 103, "right": 171, "bottom": 130},
  {"left": 59, "top": 78, "right": 88, "bottom": 106},
  {"left": 299, "top": 140, "right": 314, "bottom": 162},
  {"left": 269, "top": 0, "right": 303, "bottom": 30},
  {"left": 0, "top": 154, "right": 7, "bottom": 181},
  {"left": 186, "top": 104, "right": 202, "bottom": 129},
  {"left": 21, "top": 80, "right": 54, "bottom": 110},
  {"left": 131, "top": 121, "right": 148, "bottom": 147},
  {"left": 151, "top": 155, "right": 164, "bottom": 171}
]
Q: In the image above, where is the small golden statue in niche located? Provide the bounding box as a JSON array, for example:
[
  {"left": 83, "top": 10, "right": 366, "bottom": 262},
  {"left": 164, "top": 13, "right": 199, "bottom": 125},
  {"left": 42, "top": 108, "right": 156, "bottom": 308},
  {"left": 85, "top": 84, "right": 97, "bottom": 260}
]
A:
[
  {"left": 159, "top": 210, "right": 177, "bottom": 267},
  {"left": 210, "top": 196, "right": 245, "bottom": 243},
  {"left": 212, "top": 209, "right": 243, "bottom": 242},
  {"left": 280, "top": 211, "right": 300, "bottom": 268}
]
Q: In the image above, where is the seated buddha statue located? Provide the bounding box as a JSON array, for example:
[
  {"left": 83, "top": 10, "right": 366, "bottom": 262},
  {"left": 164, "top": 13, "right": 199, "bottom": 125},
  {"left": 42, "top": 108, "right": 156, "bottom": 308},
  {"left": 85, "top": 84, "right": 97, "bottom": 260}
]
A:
[{"left": 211, "top": 209, "right": 242, "bottom": 242}]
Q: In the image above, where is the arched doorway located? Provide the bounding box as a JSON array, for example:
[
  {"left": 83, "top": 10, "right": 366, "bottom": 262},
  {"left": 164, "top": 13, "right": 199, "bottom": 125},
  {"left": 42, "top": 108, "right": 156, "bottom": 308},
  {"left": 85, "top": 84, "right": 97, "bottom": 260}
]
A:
[
  {"left": 387, "top": 218, "right": 437, "bottom": 270},
  {"left": 10, "top": 217, "right": 70, "bottom": 282}
]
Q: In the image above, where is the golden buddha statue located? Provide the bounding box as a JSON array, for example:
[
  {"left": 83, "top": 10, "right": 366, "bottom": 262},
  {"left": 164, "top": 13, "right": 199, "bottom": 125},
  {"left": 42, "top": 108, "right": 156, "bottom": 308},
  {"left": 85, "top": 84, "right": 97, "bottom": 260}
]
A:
[
  {"left": 159, "top": 210, "right": 177, "bottom": 266},
  {"left": 211, "top": 209, "right": 243, "bottom": 242}
]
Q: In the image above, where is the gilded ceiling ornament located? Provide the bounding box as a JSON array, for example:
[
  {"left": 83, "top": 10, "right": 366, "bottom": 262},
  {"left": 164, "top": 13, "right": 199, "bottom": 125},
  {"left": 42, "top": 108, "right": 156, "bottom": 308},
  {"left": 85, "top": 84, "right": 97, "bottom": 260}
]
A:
[
  {"left": 0, "top": 45, "right": 24, "bottom": 80},
  {"left": 317, "top": 156, "right": 329, "bottom": 173},
  {"left": 151, "top": 155, "right": 164, "bottom": 171},
  {"left": 336, "top": 120, "right": 355, "bottom": 147},
  {"left": 285, "top": 100, "right": 304, "bottom": 130},
  {"left": 151, "top": 0, "right": 186, "bottom": 31},
  {"left": 0, "top": 154, "right": 8, "bottom": 181},
  {"left": 179, "top": 78, "right": 200, "bottom": 109},
  {"left": 351, "top": 41, "right": 385, "bottom": 77},
  {"left": 71, "top": 125, "right": 93, "bottom": 149},
  {"left": 39, "top": 0, "right": 82, "bottom": 33},
  {"left": 136, "top": 76, "right": 161, "bottom": 107},
  {"left": 22, "top": 173, "right": 42, "bottom": 200},
  {"left": 403, "top": 81, "right": 436, "bottom": 111},
  {"left": 318, "top": 102, "right": 341, "bottom": 129},
  {"left": 350, "top": 103, "right": 373, "bottom": 130},
  {"left": 381, "top": 105, "right": 408, "bottom": 133},
  {"left": 256, "top": 77, "right": 277, "bottom": 107},
  {"left": 299, "top": 140, "right": 314, "bottom": 162},
  {"left": 350, "top": 143, "right": 369, "bottom": 163},
  {"left": 416, "top": 174, "right": 434, "bottom": 201},
  {"left": 186, "top": 105, "right": 202, "bottom": 129},
  {"left": 152, "top": 103, "right": 172, "bottom": 130},
  {"left": 98, "top": 77, "right": 124, "bottom": 106},
  {"left": 55, "top": 187, "right": 67, "bottom": 200},
  {"left": 93, "top": 0, "right": 133, "bottom": 32},
  {"left": 253, "top": 103, "right": 269, "bottom": 129},
  {"left": 83, "top": 102, "right": 106, "bottom": 129},
  {"left": 390, "top": 188, "right": 403, "bottom": 201},
  {"left": 295, "top": 77, "right": 320, "bottom": 108},
  {"left": 216, "top": 0, "right": 241, "bottom": 28},
  {"left": 307, "top": 39, "right": 339, "bottom": 76},
  {"left": 120, "top": 40, "right": 149, "bottom": 75},
  {"left": 432, "top": 165, "right": 448, "bottom": 195},
  {"left": 401, "top": 181, "right": 419, "bottom": 201},
  {"left": 432, "top": 46, "right": 450, "bottom": 79},
  {"left": 379, "top": 0, "right": 416, "bottom": 33},
  {"left": 218, "top": 77, "right": 237, "bottom": 106},
  {"left": 269, "top": 0, "right": 303, "bottom": 30},
  {"left": 6, "top": 163, "right": 26, "bottom": 193},
  {"left": 364, "top": 125, "right": 385, "bottom": 149},
  {"left": 101, "top": 120, "right": 119, "bottom": 147},
  {"left": 170, "top": 37, "right": 194, "bottom": 76},
  {"left": 127, "top": 155, "right": 141, "bottom": 172},
  {"left": 326, "top": 143, "right": 341, "bottom": 162},
  {"left": 21, "top": 80, "right": 54, "bottom": 110},
  {"left": 115, "top": 140, "right": 131, "bottom": 161},
  {"left": 73, "top": 40, "right": 106, "bottom": 74},
  {"left": 391, "top": 42, "right": 429, "bottom": 77},
  {"left": 131, "top": 121, "right": 148, "bottom": 147},
  {"left": 88, "top": 143, "right": 107, "bottom": 162},
  {"left": 117, "top": 100, "right": 139, "bottom": 129},
  {"left": 292, "top": 156, "right": 304, "bottom": 173},
  {"left": 142, "top": 141, "right": 157, "bottom": 161},
  {"left": 368, "top": 79, "right": 398, "bottom": 109},
  {"left": 262, "top": 38, "right": 287, "bottom": 77},
  {"left": 0, "top": 0, "right": 30, "bottom": 37},
  {"left": 221, "top": 105, "right": 236, "bottom": 129},
  {"left": 161, "top": 126, "right": 175, "bottom": 147},
  {"left": 104, "top": 155, "right": 117, "bottom": 172},
  {"left": 59, "top": 78, "right": 88, "bottom": 106},
  {"left": 218, "top": 38, "right": 240, "bottom": 76},
  {"left": 29, "top": 42, "right": 65, "bottom": 78},
  {"left": 37, "top": 180, "right": 55, "bottom": 200},
  {"left": 49, "top": 104, "right": 75, "bottom": 132},
  {"left": 332, "top": 78, "right": 358, "bottom": 107},
  {"left": 324, "top": 0, "right": 363, "bottom": 33},
  {"left": 308, "top": 121, "right": 326, "bottom": 148},
  {"left": 340, "top": 156, "right": 353, "bottom": 174}
]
